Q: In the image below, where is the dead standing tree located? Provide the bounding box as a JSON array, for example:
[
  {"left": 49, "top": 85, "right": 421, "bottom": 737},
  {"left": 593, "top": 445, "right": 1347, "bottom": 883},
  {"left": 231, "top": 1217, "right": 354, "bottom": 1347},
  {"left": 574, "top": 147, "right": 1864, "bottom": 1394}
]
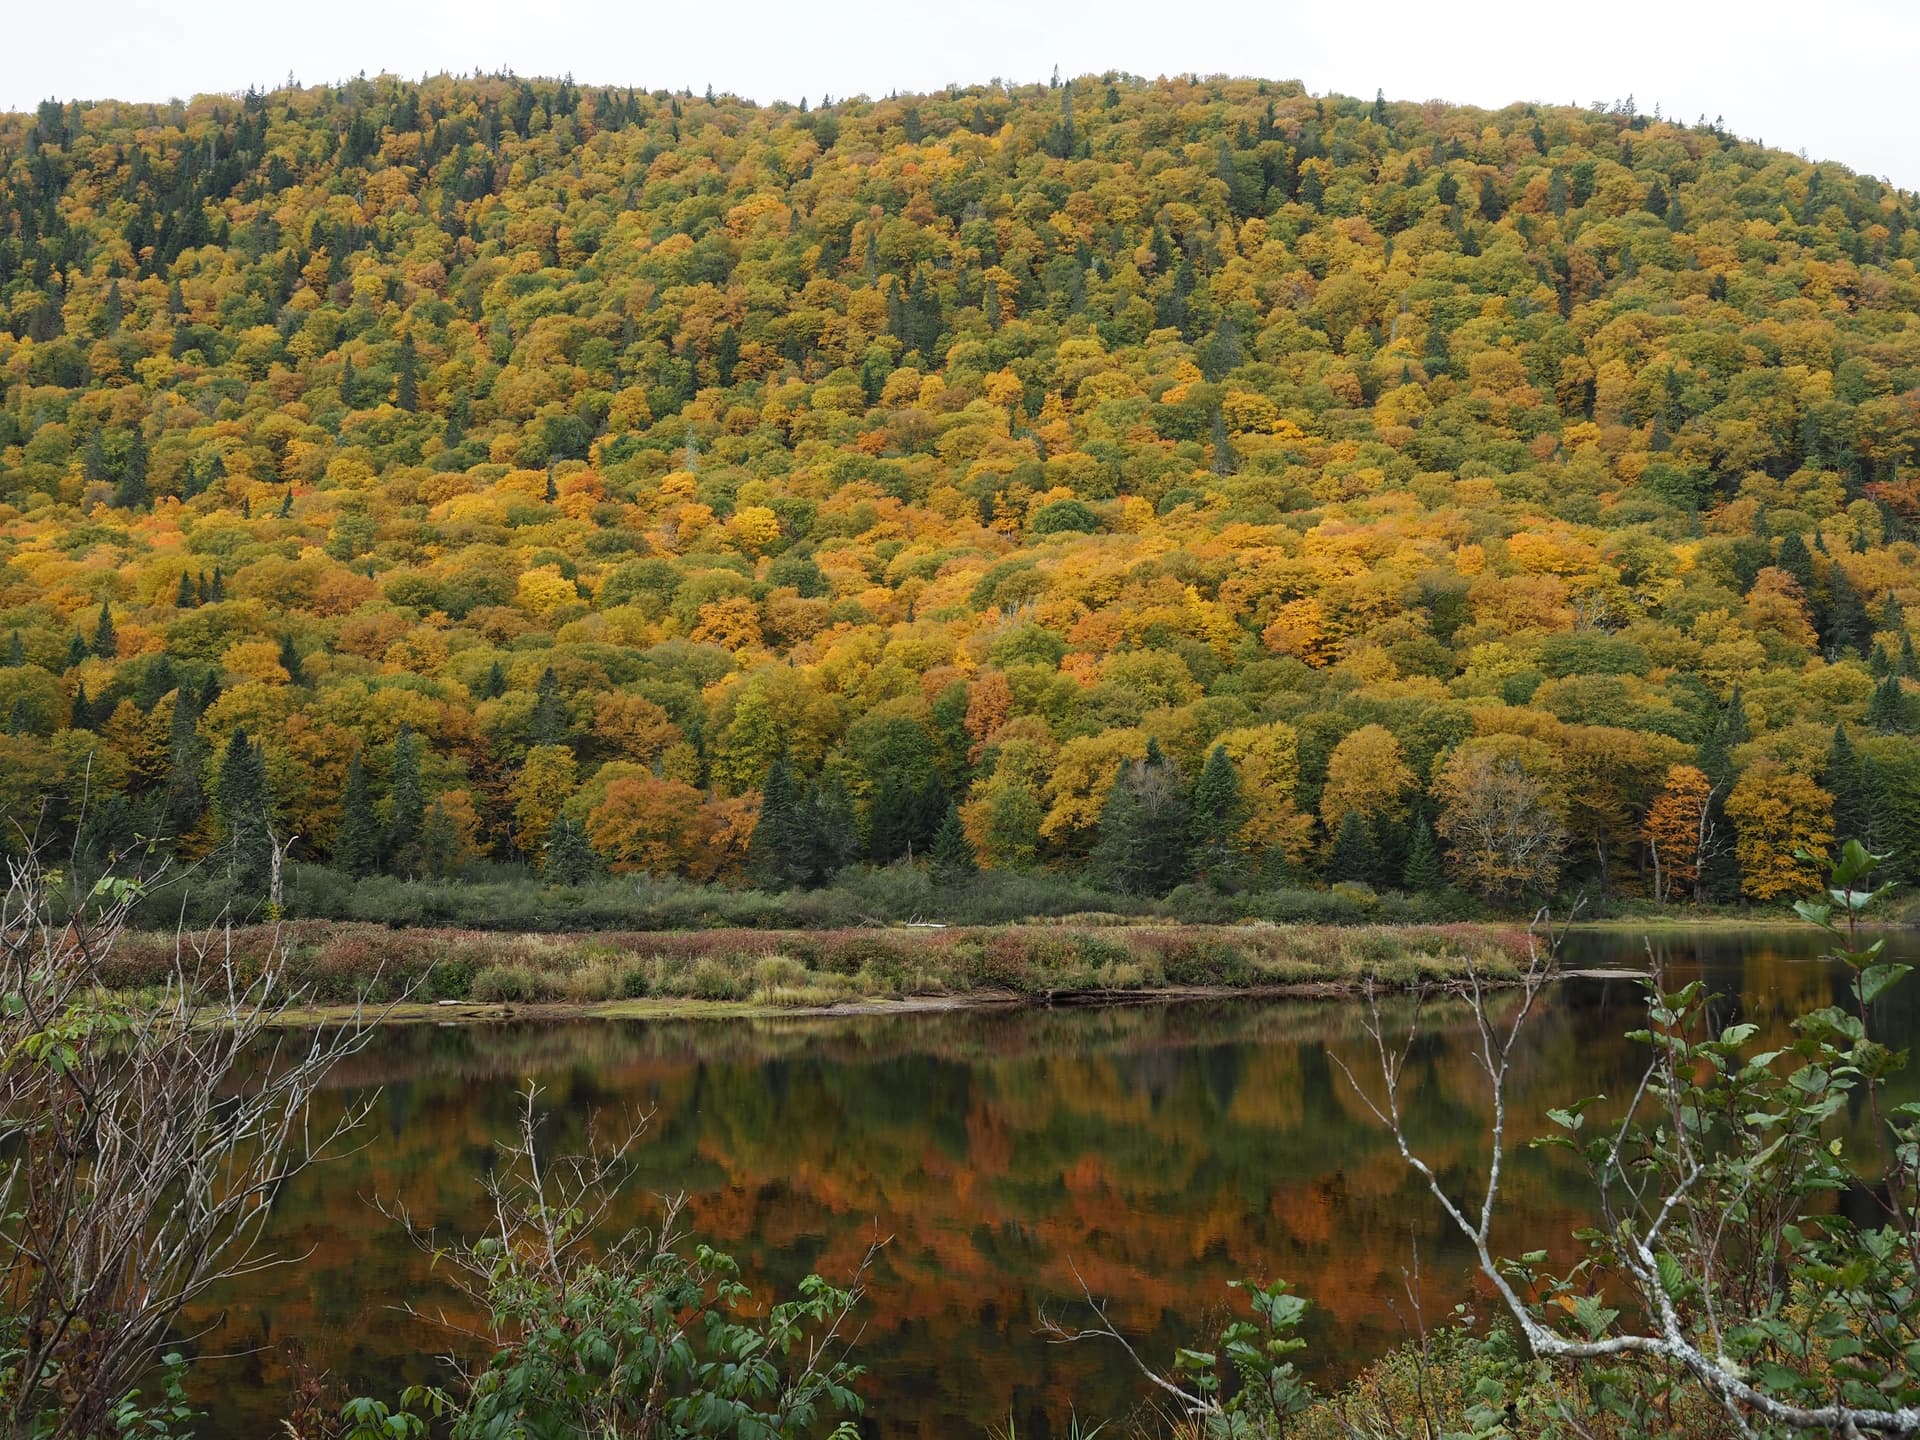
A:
[{"left": 0, "top": 855, "right": 386, "bottom": 1437}]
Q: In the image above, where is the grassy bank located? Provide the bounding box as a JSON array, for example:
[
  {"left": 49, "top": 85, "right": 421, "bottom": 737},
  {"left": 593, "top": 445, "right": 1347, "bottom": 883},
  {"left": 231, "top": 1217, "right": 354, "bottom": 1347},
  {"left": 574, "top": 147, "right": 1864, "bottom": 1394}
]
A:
[{"left": 106, "top": 920, "right": 1531, "bottom": 1011}]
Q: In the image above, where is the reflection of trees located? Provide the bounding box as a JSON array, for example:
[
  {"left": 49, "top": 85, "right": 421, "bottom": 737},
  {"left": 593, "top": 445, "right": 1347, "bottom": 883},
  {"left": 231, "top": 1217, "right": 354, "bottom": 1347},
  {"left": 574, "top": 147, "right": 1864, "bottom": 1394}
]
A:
[{"left": 184, "top": 932, "right": 1920, "bottom": 1439}]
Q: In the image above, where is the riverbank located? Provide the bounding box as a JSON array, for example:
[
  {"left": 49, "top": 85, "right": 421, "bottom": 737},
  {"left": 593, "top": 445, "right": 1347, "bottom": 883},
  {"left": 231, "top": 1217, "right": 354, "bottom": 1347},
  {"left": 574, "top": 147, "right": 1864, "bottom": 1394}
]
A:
[{"left": 108, "top": 919, "right": 1535, "bottom": 1016}]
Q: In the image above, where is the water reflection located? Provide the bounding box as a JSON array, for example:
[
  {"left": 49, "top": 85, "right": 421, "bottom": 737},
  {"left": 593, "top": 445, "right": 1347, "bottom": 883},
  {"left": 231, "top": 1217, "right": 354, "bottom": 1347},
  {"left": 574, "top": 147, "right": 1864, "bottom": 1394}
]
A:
[{"left": 189, "top": 928, "right": 1919, "bottom": 1437}]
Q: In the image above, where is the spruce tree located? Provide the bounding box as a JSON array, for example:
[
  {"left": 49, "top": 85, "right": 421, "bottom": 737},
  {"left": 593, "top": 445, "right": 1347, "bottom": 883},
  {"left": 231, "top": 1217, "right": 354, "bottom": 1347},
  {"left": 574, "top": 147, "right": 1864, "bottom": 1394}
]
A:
[
  {"left": 333, "top": 752, "right": 380, "bottom": 876},
  {"left": 1090, "top": 740, "right": 1190, "bottom": 895},
  {"left": 927, "top": 805, "right": 978, "bottom": 888},
  {"left": 480, "top": 659, "right": 508, "bottom": 700},
  {"left": 1327, "top": 809, "right": 1375, "bottom": 885},
  {"left": 747, "top": 752, "right": 806, "bottom": 890},
  {"left": 91, "top": 598, "right": 115, "bottom": 658},
  {"left": 528, "top": 667, "right": 569, "bottom": 746},
  {"left": 175, "top": 572, "right": 194, "bottom": 608},
  {"left": 1867, "top": 676, "right": 1910, "bottom": 733},
  {"left": 419, "top": 798, "right": 460, "bottom": 879},
  {"left": 385, "top": 724, "right": 426, "bottom": 872},
  {"left": 802, "top": 773, "right": 859, "bottom": 885},
  {"left": 209, "top": 565, "right": 225, "bottom": 602},
  {"left": 1188, "top": 744, "right": 1248, "bottom": 879},
  {"left": 1823, "top": 724, "right": 1867, "bottom": 843},
  {"left": 65, "top": 634, "right": 88, "bottom": 671},
  {"left": 69, "top": 680, "right": 94, "bottom": 731},
  {"left": 1824, "top": 565, "right": 1870, "bottom": 656},
  {"left": 1403, "top": 813, "right": 1447, "bottom": 892},
  {"left": 278, "top": 632, "right": 304, "bottom": 685},
  {"left": 215, "top": 726, "right": 273, "bottom": 892},
  {"left": 6, "top": 632, "right": 21, "bottom": 667},
  {"left": 1903, "top": 631, "right": 1918, "bottom": 679},
  {"left": 542, "top": 816, "right": 601, "bottom": 883},
  {"left": 162, "top": 687, "right": 207, "bottom": 841}
]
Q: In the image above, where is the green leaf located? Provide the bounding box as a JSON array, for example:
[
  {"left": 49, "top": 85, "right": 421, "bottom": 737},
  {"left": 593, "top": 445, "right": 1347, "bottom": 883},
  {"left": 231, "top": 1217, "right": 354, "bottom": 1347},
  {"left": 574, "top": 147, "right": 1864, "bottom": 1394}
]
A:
[{"left": 1860, "top": 963, "right": 1911, "bottom": 1005}]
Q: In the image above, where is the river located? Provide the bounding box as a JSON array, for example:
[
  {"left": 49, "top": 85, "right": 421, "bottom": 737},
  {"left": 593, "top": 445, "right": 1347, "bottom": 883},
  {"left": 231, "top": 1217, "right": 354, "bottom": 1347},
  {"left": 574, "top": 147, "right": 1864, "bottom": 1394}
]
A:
[{"left": 187, "top": 926, "right": 1919, "bottom": 1435}]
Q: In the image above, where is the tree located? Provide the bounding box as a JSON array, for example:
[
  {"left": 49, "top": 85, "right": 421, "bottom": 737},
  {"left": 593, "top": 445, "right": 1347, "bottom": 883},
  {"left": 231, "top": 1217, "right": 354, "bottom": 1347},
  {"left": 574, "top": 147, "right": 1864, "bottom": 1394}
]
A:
[
  {"left": 1432, "top": 738, "right": 1568, "bottom": 902},
  {"left": 747, "top": 752, "right": 807, "bottom": 889},
  {"left": 927, "top": 804, "right": 978, "bottom": 888},
  {"left": 419, "top": 791, "right": 484, "bottom": 879},
  {"left": 1823, "top": 724, "right": 1868, "bottom": 844},
  {"left": 801, "top": 772, "right": 859, "bottom": 885},
  {"left": 161, "top": 689, "right": 207, "bottom": 843},
  {"left": 91, "top": 598, "right": 116, "bottom": 659},
  {"left": 1401, "top": 813, "right": 1446, "bottom": 893},
  {"left": 512, "top": 745, "right": 579, "bottom": 862},
  {"left": 1319, "top": 724, "right": 1413, "bottom": 833},
  {"left": 1187, "top": 744, "right": 1248, "bottom": 880},
  {"left": 1642, "top": 763, "right": 1714, "bottom": 904},
  {"left": 587, "top": 776, "right": 706, "bottom": 876},
  {"left": 1090, "top": 739, "right": 1190, "bottom": 895},
  {"left": 1725, "top": 763, "right": 1834, "bottom": 902},
  {"left": 215, "top": 726, "right": 273, "bottom": 892},
  {"left": 1325, "top": 809, "right": 1375, "bottom": 886},
  {"left": 542, "top": 815, "right": 602, "bottom": 883},
  {"left": 385, "top": 724, "right": 425, "bottom": 873},
  {"left": 1866, "top": 675, "right": 1911, "bottom": 733},
  {"left": 528, "top": 666, "right": 570, "bottom": 747},
  {"left": 334, "top": 751, "right": 380, "bottom": 876}
]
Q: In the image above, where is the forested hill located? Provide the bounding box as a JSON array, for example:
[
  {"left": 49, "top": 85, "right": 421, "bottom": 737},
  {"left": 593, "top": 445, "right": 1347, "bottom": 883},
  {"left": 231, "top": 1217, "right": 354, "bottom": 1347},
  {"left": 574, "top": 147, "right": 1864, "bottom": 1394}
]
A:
[{"left": 0, "top": 72, "right": 1917, "bottom": 910}]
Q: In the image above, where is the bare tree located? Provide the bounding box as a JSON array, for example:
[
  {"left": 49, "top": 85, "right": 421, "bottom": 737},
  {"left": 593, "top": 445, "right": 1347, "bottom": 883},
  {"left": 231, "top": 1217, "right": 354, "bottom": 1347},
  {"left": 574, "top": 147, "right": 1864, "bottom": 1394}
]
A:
[{"left": 0, "top": 854, "right": 386, "bottom": 1438}]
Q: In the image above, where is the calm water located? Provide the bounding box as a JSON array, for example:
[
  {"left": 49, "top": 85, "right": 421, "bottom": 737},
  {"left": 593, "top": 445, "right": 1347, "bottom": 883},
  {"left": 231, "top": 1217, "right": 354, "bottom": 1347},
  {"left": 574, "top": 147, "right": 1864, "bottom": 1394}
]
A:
[{"left": 188, "top": 928, "right": 1920, "bottom": 1435}]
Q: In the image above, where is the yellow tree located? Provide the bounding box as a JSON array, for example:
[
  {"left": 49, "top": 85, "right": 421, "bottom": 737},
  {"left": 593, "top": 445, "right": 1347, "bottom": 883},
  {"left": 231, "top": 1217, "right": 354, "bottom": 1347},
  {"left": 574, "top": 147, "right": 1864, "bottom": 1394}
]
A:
[
  {"left": 1725, "top": 764, "right": 1833, "bottom": 902},
  {"left": 1319, "top": 724, "right": 1414, "bottom": 832},
  {"left": 511, "top": 745, "right": 580, "bottom": 860},
  {"left": 1432, "top": 736, "right": 1568, "bottom": 902},
  {"left": 587, "top": 777, "right": 707, "bottom": 876}
]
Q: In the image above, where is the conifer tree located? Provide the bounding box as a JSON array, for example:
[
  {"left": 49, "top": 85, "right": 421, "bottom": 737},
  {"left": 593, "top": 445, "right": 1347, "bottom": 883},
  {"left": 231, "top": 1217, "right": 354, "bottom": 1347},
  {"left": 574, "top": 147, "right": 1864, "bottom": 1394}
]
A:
[
  {"left": 1824, "top": 724, "right": 1867, "bottom": 843},
  {"left": 69, "top": 681, "right": 94, "bottom": 731},
  {"left": 1327, "top": 809, "right": 1375, "bottom": 885},
  {"left": 528, "top": 667, "right": 569, "bottom": 746},
  {"left": 91, "top": 598, "right": 115, "bottom": 658},
  {"left": 480, "top": 660, "right": 508, "bottom": 700},
  {"left": 928, "top": 805, "right": 978, "bottom": 888},
  {"left": 802, "top": 773, "right": 859, "bottom": 884},
  {"left": 215, "top": 727, "right": 273, "bottom": 892},
  {"left": 543, "top": 815, "right": 601, "bottom": 883},
  {"left": 419, "top": 798, "right": 460, "bottom": 879},
  {"left": 333, "top": 752, "right": 380, "bottom": 877},
  {"left": 748, "top": 752, "right": 806, "bottom": 890},
  {"left": 278, "top": 633, "right": 304, "bottom": 685},
  {"left": 1091, "top": 740, "right": 1190, "bottom": 895},
  {"left": 162, "top": 688, "right": 207, "bottom": 841},
  {"left": 385, "top": 724, "right": 425, "bottom": 871},
  {"left": 1867, "top": 675, "right": 1910, "bottom": 733},
  {"left": 65, "top": 635, "right": 88, "bottom": 671},
  {"left": 1188, "top": 744, "right": 1248, "bottom": 880},
  {"left": 1402, "top": 813, "right": 1447, "bottom": 892},
  {"left": 5, "top": 632, "right": 21, "bottom": 667},
  {"left": 174, "top": 572, "right": 194, "bottom": 608}
]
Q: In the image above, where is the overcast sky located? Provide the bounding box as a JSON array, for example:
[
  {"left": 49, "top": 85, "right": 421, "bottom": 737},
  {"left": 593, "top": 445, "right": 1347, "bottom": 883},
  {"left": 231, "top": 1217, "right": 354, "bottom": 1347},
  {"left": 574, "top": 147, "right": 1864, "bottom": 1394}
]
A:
[{"left": 4, "top": 0, "right": 1914, "bottom": 190}]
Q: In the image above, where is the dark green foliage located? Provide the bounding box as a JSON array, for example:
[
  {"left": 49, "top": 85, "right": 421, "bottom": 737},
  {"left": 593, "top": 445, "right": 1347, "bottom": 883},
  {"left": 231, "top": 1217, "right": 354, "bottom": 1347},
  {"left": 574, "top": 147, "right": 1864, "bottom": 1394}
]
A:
[
  {"left": 1188, "top": 744, "right": 1248, "bottom": 880},
  {"left": 91, "top": 599, "right": 116, "bottom": 659},
  {"left": 1402, "top": 814, "right": 1446, "bottom": 893},
  {"left": 385, "top": 725, "right": 425, "bottom": 872},
  {"left": 542, "top": 815, "right": 602, "bottom": 883},
  {"left": 1867, "top": 676, "right": 1911, "bottom": 733},
  {"left": 1326, "top": 809, "right": 1375, "bottom": 886},
  {"left": 528, "top": 667, "right": 569, "bottom": 746},
  {"left": 747, "top": 752, "right": 807, "bottom": 890},
  {"left": 215, "top": 726, "right": 273, "bottom": 892},
  {"left": 161, "top": 686, "right": 206, "bottom": 841},
  {"left": 1090, "top": 739, "right": 1191, "bottom": 896},
  {"left": 927, "top": 805, "right": 978, "bottom": 888},
  {"left": 333, "top": 752, "right": 380, "bottom": 877},
  {"left": 1824, "top": 724, "right": 1868, "bottom": 844}
]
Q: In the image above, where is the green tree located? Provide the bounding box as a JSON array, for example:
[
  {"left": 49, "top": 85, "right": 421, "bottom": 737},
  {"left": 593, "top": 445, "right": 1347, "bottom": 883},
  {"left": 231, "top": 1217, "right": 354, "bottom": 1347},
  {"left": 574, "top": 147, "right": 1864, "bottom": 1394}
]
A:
[
  {"left": 1326, "top": 809, "right": 1375, "bottom": 885},
  {"left": 927, "top": 804, "right": 978, "bottom": 888},
  {"left": 543, "top": 815, "right": 602, "bottom": 884},
  {"left": 385, "top": 725, "right": 425, "bottom": 872},
  {"left": 162, "top": 688, "right": 207, "bottom": 841},
  {"left": 1090, "top": 739, "right": 1190, "bottom": 895},
  {"left": 215, "top": 726, "right": 273, "bottom": 892},
  {"left": 91, "top": 598, "right": 116, "bottom": 659},
  {"left": 1402, "top": 813, "right": 1446, "bottom": 892},
  {"left": 529, "top": 667, "right": 569, "bottom": 747},
  {"left": 747, "top": 752, "right": 807, "bottom": 889},
  {"left": 1188, "top": 744, "right": 1248, "bottom": 880},
  {"left": 333, "top": 751, "right": 380, "bottom": 876}
]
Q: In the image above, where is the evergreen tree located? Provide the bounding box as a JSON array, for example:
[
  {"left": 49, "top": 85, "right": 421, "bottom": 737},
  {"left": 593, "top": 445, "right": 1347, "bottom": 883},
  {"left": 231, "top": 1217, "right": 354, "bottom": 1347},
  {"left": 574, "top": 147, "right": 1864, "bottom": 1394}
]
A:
[
  {"left": 528, "top": 666, "right": 569, "bottom": 746},
  {"left": 480, "top": 660, "right": 508, "bottom": 700},
  {"left": 542, "top": 815, "right": 601, "bottom": 883},
  {"left": 1090, "top": 740, "right": 1190, "bottom": 895},
  {"left": 162, "top": 687, "right": 207, "bottom": 841},
  {"left": 1402, "top": 813, "right": 1447, "bottom": 892},
  {"left": 867, "top": 768, "right": 944, "bottom": 863},
  {"left": 1824, "top": 564, "right": 1870, "bottom": 655},
  {"left": 394, "top": 332, "right": 419, "bottom": 411},
  {"left": 1776, "top": 530, "right": 1816, "bottom": 594},
  {"left": 175, "top": 572, "right": 194, "bottom": 608},
  {"left": 91, "top": 598, "right": 116, "bottom": 658},
  {"left": 802, "top": 773, "right": 859, "bottom": 885},
  {"left": 1187, "top": 744, "right": 1248, "bottom": 879},
  {"left": 1327, "top": 809, "right": 1375, "bottom": 885},
  {"left": 215, "top": 726, "right": 273, "bottom": 892},
  {"left": 1866, "top": 675, "right": 1910, "bottom": 733},
  {"left": 385, "top": 724, "right": 425, "bottom": 871},
  {"left": 1823, "top": 724, "right": 1867, "bottom": 843},
  {"left": 927, "top": 805, "right": 978, "bottom": 888},
  {"left": 333, "top": 751, "right": 380, "bottom": 876},
  {"left": 114, "top": 430, "right": 148, "bottom": 509},
  {"left": 69, "top": 680, "right": 94, "bottom": 731},
  {"left": 419, "top": 798, "right": 461, "bottom": 879},
  {"left": 5, "top": 632, "right": 21, "bottom": 667},
  {"left": 747, "top": 752, "right": 807, "bottom": 890},
  {"left": 65, "top": 634, "right": 88, "bottom": 671},
  {"left": 209, "top": 565, "right": 225, "bottom": 602},
  {"left": 1903, "top": 631, "right": 1918, "bottom": 679},
  {"left": 278, "top": 632, "right": 304, "bottom": 685}
]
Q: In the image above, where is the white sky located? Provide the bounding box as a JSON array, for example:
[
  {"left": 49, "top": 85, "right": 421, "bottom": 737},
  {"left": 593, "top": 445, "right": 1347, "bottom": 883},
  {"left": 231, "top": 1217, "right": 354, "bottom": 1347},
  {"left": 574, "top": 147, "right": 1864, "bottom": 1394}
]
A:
[{"left": 4, "top": 0, "right": 1916, "bottom": 191}]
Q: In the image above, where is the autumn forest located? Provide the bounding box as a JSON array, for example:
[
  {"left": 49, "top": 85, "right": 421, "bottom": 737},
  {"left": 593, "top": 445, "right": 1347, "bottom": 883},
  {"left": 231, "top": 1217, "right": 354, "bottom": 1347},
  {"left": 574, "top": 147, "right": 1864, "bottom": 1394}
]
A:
[{"left": 2, "top": 70, "right": 1918, "bottom": 915}]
